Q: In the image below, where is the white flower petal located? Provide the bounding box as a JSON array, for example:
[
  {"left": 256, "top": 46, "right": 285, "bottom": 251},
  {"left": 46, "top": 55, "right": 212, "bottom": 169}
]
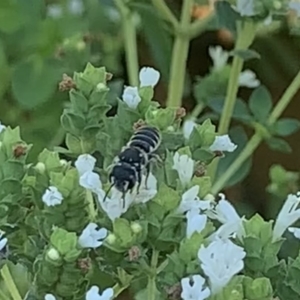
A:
[
  {"left": 181, "top": 274, "right": 211, "bottom": 300},
  {"left": 235, "top": 0, "right": 256, "bottom": 16},
  {"left": 198, "top": 238, "right": 246, "bottom": 294},
  {"left": 42, "top": 186, "right": 64, "bottom": 207},
  {"left": 186, "top": 210, "right": 207, "bottom": 238},
  {"left": 139, "top": 67, "right": 160, "bottom": 87},
  {"left": 209, "top": 135, "right": 237, "bottom": 153},
  {"left": 133, "top": 173, "right": 157, "bottom": 204},
  {"left": 75, "top": 154, "right": 97, "bottom": 176},
  {"left": 122, "top": 86, "right": 141, "bottom": 109},
  {"left": 68, "top": 0, "right": 84, "bottom": 15},
  {"left": 79, "top": 171, "right": 102, "bottom": 193},
  {"left": 78, "top": 223, "right": 108, "bottom": 248},
  {"left": 208, "top": 46, "right": 229, "bottom": 71},
  {"left": 288, "top": 227, "right": 300, "bottom": 239},
  {"left": 0, "top": 122, "right": 6, "bottom": 133},
  {"left": 86, "top": 285, "right": 114, "bottom": 300},
  {"left": 45, "top": 294, "right": 56, "bottom": 300},
  {"left": 172, "top": 152, "right": 194, "bottom": 187},
  {"left": 0, "top": 233, "right": 7, "bottom": 252},
  {"left": 238, "top": 70, "right": 260, "bottom": 88},
  {"left": 183, "top": 118, "right": 197, "bottom": 140},
  {"left": 273, "top": 193, "right": 300, "bottom": 241}
]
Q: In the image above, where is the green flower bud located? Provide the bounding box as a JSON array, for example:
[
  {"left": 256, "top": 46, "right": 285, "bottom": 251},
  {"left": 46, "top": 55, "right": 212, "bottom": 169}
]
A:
[
  {"left": 47, "top": 247, "right": 61, "bottom": 261},
  {"left": 131, "top": 222, "right": 142, "bottom": 234},
  {"left": 34, "top": 162, "right": 46, "bottom": 173},
  {"left": 106, "top": 233, "right": 117, "bottom": 245},
  {"left": 60, "top": 159, "right": 68, "bottom": 166},
  {"left": 203, "top": 193, "right": 215, "bottom": 201},
  {"left": 96, "top": 82, "right": 107, "bottom": 92}
]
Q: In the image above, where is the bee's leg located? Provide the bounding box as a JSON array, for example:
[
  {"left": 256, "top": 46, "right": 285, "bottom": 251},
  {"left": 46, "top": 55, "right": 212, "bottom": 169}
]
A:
[
  {"left": 145, "top": 163, "right": 151, "bottom": 189},
  {"left": 136, "top": 169, "right": 142, "bottom": 194}
]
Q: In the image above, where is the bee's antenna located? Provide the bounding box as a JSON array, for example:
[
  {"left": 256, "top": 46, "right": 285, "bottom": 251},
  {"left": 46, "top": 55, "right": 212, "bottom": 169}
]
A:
[{"left": 103, "top": 183, "right": 114, "bottom": 202}]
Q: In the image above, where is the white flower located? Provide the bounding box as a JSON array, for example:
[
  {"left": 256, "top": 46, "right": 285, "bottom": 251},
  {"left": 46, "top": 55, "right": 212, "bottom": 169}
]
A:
[
  {"left": 97, "top": 188, "right": 133, "bottom": 221},
  {"left": 207, "top": 194, "right": 245, "bottom": 240},
  {"left": 0, "top": 231, "right": 7, "bottom": 252},
  {"left": 133, "top": 173, "right": 157, "bottom": 204},
  {"left": 78, "top": 223, "right": 108, "bottom": 248},
  {"left": 288, "top": 227, "right": 300, "bottom": 239},
  {"left": 238, "top": 70, "right": 260, "bottom": 88},
  {"left": 42, "top": 186, "right": 63, "bottom": 207},
  {"left": 198, "top": 238, "right": 246, "bottom": 294},
  {"left": 186, "top": 209, "right": 207, "bottom": 238},
  {"left": 208, "top": 46, "right": 229, "bottom": 71},
  {"left": 272, "top": 193, "right": 300, "bottom": 242},
  {"left": 47, "top": 4, "right": 62, "bottom": 18},
  {"left": 86, "top": 285, "right": 114, "bottom": 300},
  {"left": 234, "top": 0, "right": 256, "bottom": 16},
  {"left": 122, "top": 86, "right": 141, "bottom": 109},
  {"left": 68, "top": 0, "right": 84, "bottom": 15},
  {"left": 75, "top": 154, "right": 96, "bottom": 176},
  {"left": 139, "top": 67, "right": 160, "bottom": 87},
  {"left": 183, "top": 118, "right": 197, "bottom": 139},
  {"left": 209, "top": 135, "right": 237, "bottom": 153},
  {"left": 0, "top": 122, "right": 6, "bottom": 133},
  {"left": 173, "top": 152, "right": 194, "bottom": 187},
  {"left": 181, "top": 275, "right": 211, "bottom": 300},
  {"left": 177, "top": 185, "right": 212, "bottom": 214},
  {"left": 79, "top": 171, "right": 102, "bottom": 193},
  {"left": 290, "top": 2, "right": 300, "bottom": 17},
  {"left": 45, "top": 294, "right": 56, "bottom": 300}
]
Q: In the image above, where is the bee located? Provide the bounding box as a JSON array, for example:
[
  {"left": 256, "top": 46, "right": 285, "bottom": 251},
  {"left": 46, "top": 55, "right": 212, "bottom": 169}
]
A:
[{"left": 104, "top": 125, "right": 161, "bottom": 202}]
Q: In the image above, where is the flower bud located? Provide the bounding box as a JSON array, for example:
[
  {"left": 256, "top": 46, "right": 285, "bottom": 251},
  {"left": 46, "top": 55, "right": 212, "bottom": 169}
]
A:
[
  {"left": 106, "top": 233, "right": 117, "bottom": 245},
  {"left": 203, "top": 193, "right": 215, "bottom": 202},
  {"left": 59, "top": 159, "right": 68, "bottom": 166},
  {"left": 131, "top": 222, "right": 142, "bottom": 234},
  {"left": 96, "top": 83, "right": 107, "bottom": 92},
  {"left": 47, "top": 247, "right": 60, "bottom": 261},
  {"left": 35, "top": 162, "right": 46, "bottom": 173}
]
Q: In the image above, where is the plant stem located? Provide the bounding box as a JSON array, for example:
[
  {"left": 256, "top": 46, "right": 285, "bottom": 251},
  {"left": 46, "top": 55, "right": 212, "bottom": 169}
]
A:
[
  {"left": 147, "top": 249, "right": 159, "bottom": 300},
  {"left": 166, "top": 0, "right": 194, "bottom": 107},
  {"left": 191, "top": 102, "right": 205, "bottom": 118},
  {"left": 218, "top": 20, "right": 256, "bottom": 135},
  {"left": 1, "top": 265, "right": 22, "bottom": 300},
  {"left": 86, "top": 190, "right": 97, "bottom": 222},
  {"left": 187, "top": 12, "right": 214, "bottom": 39},
  {"left": 211, "top": 69, "right": 300, "bottom": 194},
  {"left": 151, "top": 0, "right": 179, "bottom": 28},
  {"left": 114, "top": 0, "right": 139, "bottom": 86}
]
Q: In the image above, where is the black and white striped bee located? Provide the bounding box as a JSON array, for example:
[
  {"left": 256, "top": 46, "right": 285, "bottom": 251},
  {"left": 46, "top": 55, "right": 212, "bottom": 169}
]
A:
[{"left": 105, "top": 125, "right": 161, "bottom": 201}]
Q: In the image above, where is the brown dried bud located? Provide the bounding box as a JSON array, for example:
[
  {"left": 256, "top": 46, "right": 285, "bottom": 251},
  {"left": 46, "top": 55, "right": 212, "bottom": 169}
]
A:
[
  {"left": 175, "top": 107, "right": 186, "bottom": 120},
  {"left": 165, "top": 282, "right": 182, "bottom": 300},
  {"left": 59, "top": 74, "right": 76, "bottom": 92},
  {"left": 194, "top": 163, "right": 206, "bottom": 177},
  {"left": 13, "top": 144, "right": 27, "bottom": 158},
  {"left": 77, "top": 258, "right": 91, "bottom": 273},
  {"left": 133, "top": 119, "right": 147, "bottom": 131},
  {"left": 128, "top": 246, "right": 141, "bottom": 262}
]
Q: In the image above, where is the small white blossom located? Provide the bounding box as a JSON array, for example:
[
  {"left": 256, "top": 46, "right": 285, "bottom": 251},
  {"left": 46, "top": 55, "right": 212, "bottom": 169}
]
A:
[
  {"left": 183, "top": 118, "right": 197, "bottom": 139},
  {"left": 45, "top": 294, "right": 56, "bottom": 300},
  {"left": 42, "top": 186, "right": 63, "bottom": 207},
  {"left": 0, "top": 231, "right": 7, "bottom": 252},
  {"left": 122, "top": 86, "right": 141, "bottom": 109},
  {"left": 208, "top": 46, "right": 229, "bottom": 71},
  {"left": 209, "top": 135, "right": 237, "bottom": 153},
  {"left": 68, "top": 0, "right": 84, "bottom": 15},
  {"left": 79, "top": 171, "right": 102, "bottom": 193},
  {"left": 273, "top": 193, "right": 300, "bottom": 242},
  {"left": 86, "top": 285, "right": 114, "bottom": 300},
  {"left": 47, "top": 5, "right": 62, "bottom": 18},
  {"left": 207, "top": 194, "right": 244, "bottom": 240},
  {"left": 234, "top": 0, "right": 256, "bottom": 16},
  {"left": 290, "top": 2, "right": 300, "bottom": 17},
  {"left": 177, "top": 185, "right": 212, "bottom": 214},
  {"left": 181, "top": 275, "right": 211, "bottom": 300},
  {"left": 139, "top": 67, "right": 160, "bottom": 87},
  {"left": 0, "top": 122, "right": 6, "bottom": 133},
  {"left": 198, "top": 238, "right": 246, "bottom": 294},
  {"left": 173, "top": 152, "right": 194, "bottom": 187},
  {"left": 78, "top": 223, "right": 108, "bottom": 248},
  {"left": 133, "top": 173, "right": 157, "bottom": 204},
  {"left": 288, "top": 227, "right": 300, "bottom": 239},
  {"left": 238, "top": 70, "right": 260, "bottom": 88},
  {"left": 186, "top": 209, "right": 207, "bottom": 238},
  {"left": 75, "top": 154, "right": 96, "bottom": 176}
]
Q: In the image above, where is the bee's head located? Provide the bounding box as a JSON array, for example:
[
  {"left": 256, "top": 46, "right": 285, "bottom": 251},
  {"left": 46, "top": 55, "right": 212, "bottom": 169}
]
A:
[{"left": 109, "top": 163, "right": 137, "bottom": 194}]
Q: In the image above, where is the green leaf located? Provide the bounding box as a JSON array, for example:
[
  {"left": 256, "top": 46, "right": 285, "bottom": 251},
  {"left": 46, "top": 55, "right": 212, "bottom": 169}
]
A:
[
  {"left": 12, "top": 59, "right": 62, "bottom": 109},
  {"left": 192, "top": 148, "right": 215, "bottom": 164},
  {"left": 266, "top": 137, "right": 292, "bottom": 153},
  {"left": 273, "top": 118, "right": 300, "bottom": 137},
  {"left": 38, "top": 149, "right": 61, "bottom": 170},
  {"left": 243, "top": 277, "right": 273, "bottom": 300},
  {"left": 190, "top": 176, "right": 211, "bottom": 198},
  {"left": 232, "top": 49, "right": 261, "bottom": 61},
  {"left": 50, "top": 228, "right": 78, "bottom": 256},
  {"left": 113, "top": 218, "right": 133, "bottom": 246},
  {"left": 249, "top": 86, "right": 273, "bottom": 122},
  {"left": 69, "top": 90, "right": 89, "bottom": 113},
  {"left": 153, "top": 183, "right": 180, "bottom": 212}
]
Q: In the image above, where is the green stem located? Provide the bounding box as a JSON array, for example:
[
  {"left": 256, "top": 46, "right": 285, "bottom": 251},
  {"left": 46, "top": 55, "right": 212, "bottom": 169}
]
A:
[
  {"left": 191, "top": 102, "right": 205, "bottom": 118},
  {"left": 112, "top": 283, "right": 129, "bottom": 298},
  {"left": 151, "top": 0, "right": 179, "bottom": 28},
  {"left": 1, "top": 265, "right": 22, "bottom": 300},
  {"left": 187, "top": 13, "right": 214, "bottom": 39},
  {"left": 147, "top": 250, "right": 159, "bottom": 300},
  {"left": 114, "top": 0, "right": 139, "bottom": 86},
  {"left": 218, "top": 20, "right": 257, "bottom": 135},
  {"left": 211, "top": 69, "right": 300, "bottom": 194},
  {"left": 86, "top": 190, "right": 97, "bottom": 221},
  {"left": 166, "top": 0, "right": 194, "bottom": 107}
]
